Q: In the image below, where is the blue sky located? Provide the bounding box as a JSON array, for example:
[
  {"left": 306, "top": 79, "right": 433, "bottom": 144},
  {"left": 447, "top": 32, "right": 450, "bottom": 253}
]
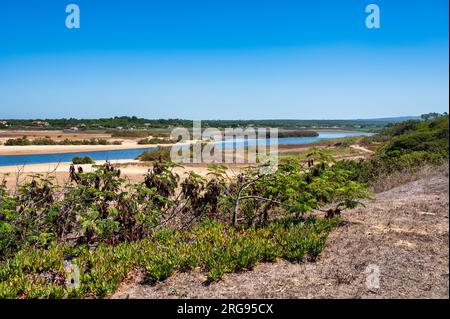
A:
[{"left": 0, "top": 0, "right": 448, "bottom": 119}]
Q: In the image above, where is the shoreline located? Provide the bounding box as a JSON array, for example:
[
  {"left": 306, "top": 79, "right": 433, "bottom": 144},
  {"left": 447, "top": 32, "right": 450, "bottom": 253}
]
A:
[
  {"left": 0, "top": 142, "right": 169, "bottom": 156},
  {"left": 0, "top": 159, "right": 141, "bottom": 174},
  {"left": 0, "top": 130, "right": 370, "bottom": 156}
]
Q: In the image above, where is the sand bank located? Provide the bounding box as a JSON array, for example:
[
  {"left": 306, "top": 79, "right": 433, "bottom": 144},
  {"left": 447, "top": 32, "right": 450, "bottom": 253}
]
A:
[{"left": 0, "top": 141, "right": 172, "bottom": 156}]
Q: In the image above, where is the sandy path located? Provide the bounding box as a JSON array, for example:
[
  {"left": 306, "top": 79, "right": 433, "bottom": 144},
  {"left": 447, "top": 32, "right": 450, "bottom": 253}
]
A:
[
  {"left": 112, "top": 171, "right": 449, "bottom": 299},
  {"left": 350, "top": 144, "right": 374, "bottom": 154}
]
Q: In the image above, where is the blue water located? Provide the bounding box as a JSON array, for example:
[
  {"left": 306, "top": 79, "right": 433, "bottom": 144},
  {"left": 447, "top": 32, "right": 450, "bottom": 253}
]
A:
[
  {"left": 226, "top": 131, "right": 373, "bottom": 147},
  {"left": 0, "top": 131, "right": 373, "bottom": 167}
]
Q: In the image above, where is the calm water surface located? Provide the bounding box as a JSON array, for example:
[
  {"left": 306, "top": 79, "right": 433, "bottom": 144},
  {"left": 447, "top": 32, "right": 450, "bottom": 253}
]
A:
[{"left": 0, "top": 131, "right": 373, "bottom": 167}]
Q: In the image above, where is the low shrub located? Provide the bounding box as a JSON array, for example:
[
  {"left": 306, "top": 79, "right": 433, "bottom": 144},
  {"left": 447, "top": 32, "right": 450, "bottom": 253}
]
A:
[
  {"left": 0, "top": 217, "right": 338, "bottom": 298},
  {"left": 72, "top": 156, "right": 94, "bottom": 164},
  {"left": 4, "top": 137, "right": 122, "bottom": 146},
  {"left": 137, "top": 138, "right": 173, "bottom": 145},
  {"left": 4, "top": 137, "right": 31, "bottom": 146},
  {"left": 137, "top": 148, "right": 171, "bottom": 162}
]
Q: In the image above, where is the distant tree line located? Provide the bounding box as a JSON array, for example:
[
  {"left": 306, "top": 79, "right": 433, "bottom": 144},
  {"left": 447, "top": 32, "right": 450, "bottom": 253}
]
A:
[
  {"left": 0, "top": 116, "right": 419, "bottom": 131},
  {"left": 3, "top": 137, "right": 122, "bottom": 146}
]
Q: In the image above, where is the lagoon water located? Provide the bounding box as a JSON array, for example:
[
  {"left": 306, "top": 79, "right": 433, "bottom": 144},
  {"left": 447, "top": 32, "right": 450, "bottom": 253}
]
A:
[{"left": 0, "top": 131, "right": 372, "bottom": 167}]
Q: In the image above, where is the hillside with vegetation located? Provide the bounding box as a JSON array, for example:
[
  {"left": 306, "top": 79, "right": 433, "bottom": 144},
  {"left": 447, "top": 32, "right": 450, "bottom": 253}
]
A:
[{"left": 333, "top": 114, "right": 448, "bottom": 189}]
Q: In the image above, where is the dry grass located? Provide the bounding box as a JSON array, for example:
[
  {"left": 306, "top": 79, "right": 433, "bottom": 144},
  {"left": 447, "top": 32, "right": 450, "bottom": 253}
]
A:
[
  {"left": 369, "top": 163, "right": 449, "bottom": 193},
  {"left": 112, "top": 171, "right": 449, "bottom": 299}
]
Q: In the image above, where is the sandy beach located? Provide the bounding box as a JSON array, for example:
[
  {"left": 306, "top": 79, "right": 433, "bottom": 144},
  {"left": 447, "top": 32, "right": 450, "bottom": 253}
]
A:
[
  {"left": 0, "top": 159, "right": 234, "bottom": 191},
  {"left": 0, "top": 129, "right": 181, "bottom": 155}
]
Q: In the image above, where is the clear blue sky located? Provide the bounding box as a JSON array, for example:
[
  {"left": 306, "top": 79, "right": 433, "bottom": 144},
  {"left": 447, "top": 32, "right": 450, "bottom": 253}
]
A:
[{"left": 0, "top": 0, "right": 448, "bottom": 119}]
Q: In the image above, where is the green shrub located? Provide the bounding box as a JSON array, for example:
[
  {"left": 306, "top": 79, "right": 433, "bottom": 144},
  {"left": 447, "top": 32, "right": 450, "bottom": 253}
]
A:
[
  {"left": 31, "top": 138, "right": 57, "bottom": 145},
  {"left": 72, "top": 156, "right": 94, "bottom": 164},
  {"left": 137, "top": 148, "right": 171, "bottom": 162},
  {"left": 0, "top": 144, "right": 375, "bottom": 298},
  {"left": 137, "top": 138, "right": 173, "bottom": 145},
  {"left": 4, "top": 137, "right": 32, "bottom": 146},
  {"left": 4, "top": 137, "right": 122, "bottom": 146},
  {"left": 0, "top": 217, "right": 339, "bottom": 298},
  {"left": 277, "top": 131, "right": 319, "bottom": 138}
]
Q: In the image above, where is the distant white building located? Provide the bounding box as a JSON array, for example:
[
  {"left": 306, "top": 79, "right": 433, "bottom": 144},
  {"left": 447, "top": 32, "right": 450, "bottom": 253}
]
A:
[{"left": 32, "top": 120, "right": 50, "bottom": 127}]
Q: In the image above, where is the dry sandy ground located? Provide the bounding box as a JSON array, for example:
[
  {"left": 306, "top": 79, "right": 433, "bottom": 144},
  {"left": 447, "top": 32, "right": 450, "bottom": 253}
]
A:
[
  {"left": 0, "top": 160, "right": 139, "bottom": 188},
  {"left": 112, "top": 171, "right": 449, "bottom": 299},
  {"left": 0, "top": 129, "right": 180, "bottom": 155},
  {"left": 0, "top": 160, "right": 243, "bottom": 190}
]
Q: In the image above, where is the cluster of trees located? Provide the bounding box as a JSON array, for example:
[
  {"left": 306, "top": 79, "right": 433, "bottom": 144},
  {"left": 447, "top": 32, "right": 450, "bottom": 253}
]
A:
[
  {"left": 3, "top": 137, "right": 122, "bottom": 146},
  {"left": 72, "top": 156, "right": 94, "bottom": 164},
  {"left": 273, "top": 131, "right": 319, "bottom": 138},
  {"left": 0, "top": 116, "right": 410, "bottom": 131},
  {"left": 137, "top": 138, "right": 173, "bottom": 145}
]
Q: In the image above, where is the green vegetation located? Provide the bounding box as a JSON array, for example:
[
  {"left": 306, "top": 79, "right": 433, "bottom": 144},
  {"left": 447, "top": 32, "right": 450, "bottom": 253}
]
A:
[
  {"left": 276, "top": 131, "right": 319, "bottom": 138},
  {"left": 280, "top": 145, "right": 362, "bottom": 161},
  {"left": 3, "top": 136, "right": 33, "bottom": 146},
  {"left": 4, "top": 137, "right": 122, "bottom": 146},
  {"left": 0, "top": 158, "right": 368, "bottom": 255},
  {"left": 0, "top": 218, "right": 337, "bottom": 298},
  {"left": 0, "top": 116, "right": 418, "bottom": 131},
  {"left": 72, "top": 156, "right": 94, "bottom": 165},
  {"left": 333, "top": 136, "right": 359, "bottom": 148},
  {"left": 333, "top": 114, "right": 449, "bottom": 185},
  {"left": 137, "top": 148, "right": 171, "bottom": 162},
  {"left": 137, "top": 137, "right": 173, "bottom": 145},
  {"left": 2, "top": 114, "right": 444, "bottom": 299},
  {"left": 0, "top": 151, "right": 370, "bottom": 298}
]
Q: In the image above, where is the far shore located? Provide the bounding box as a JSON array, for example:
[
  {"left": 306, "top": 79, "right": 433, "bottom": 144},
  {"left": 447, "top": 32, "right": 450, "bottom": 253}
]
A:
[
  {"left": 0, "top": 129, "right": 369, "bottom": 156},
  {"left": 0, "top": 141, "right": 168, "bottom": 156}
]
